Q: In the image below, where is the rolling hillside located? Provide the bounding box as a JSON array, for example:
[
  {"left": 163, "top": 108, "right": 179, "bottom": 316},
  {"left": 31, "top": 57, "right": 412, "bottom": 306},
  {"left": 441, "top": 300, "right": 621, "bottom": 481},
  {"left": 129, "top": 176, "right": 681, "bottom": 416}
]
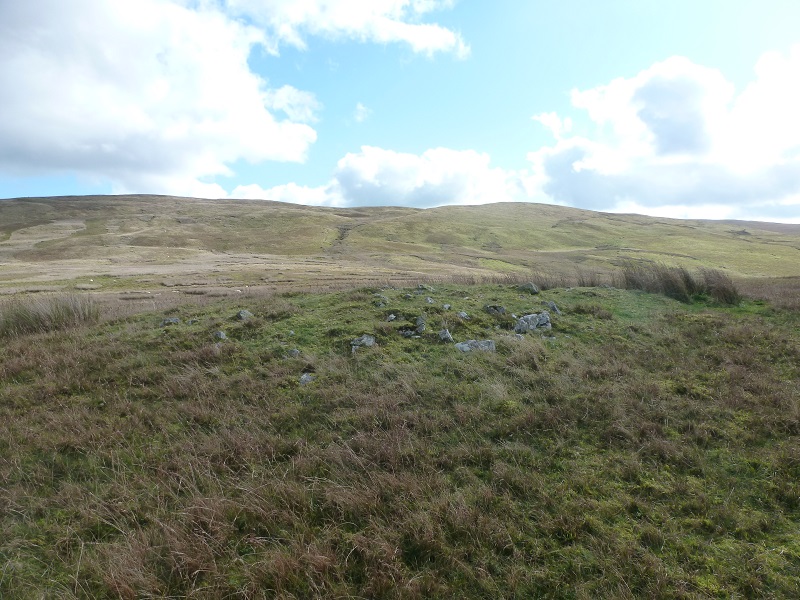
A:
[{"left": 1, "top": 195, "right": 799, "bottom": 294}]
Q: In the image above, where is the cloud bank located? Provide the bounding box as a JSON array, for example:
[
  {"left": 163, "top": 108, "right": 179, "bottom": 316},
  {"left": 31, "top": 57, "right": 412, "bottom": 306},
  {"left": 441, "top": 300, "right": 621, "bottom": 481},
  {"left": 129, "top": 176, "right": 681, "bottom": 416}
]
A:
[
  {"left": 233, "top": 146, "right": 524, "bottom": 207},
  {"left": 0, "top": 0, "right": 466, "bottom": 196},
  {"left": 529, "top": 51, "right": 800, "bottom": 220}
]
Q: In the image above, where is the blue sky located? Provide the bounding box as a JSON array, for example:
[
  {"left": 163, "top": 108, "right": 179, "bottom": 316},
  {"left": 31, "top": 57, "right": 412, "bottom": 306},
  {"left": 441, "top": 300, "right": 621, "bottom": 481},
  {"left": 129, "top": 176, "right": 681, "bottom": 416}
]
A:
[{"left": 2, "top": 1, "right": 800, "bottom": 222}]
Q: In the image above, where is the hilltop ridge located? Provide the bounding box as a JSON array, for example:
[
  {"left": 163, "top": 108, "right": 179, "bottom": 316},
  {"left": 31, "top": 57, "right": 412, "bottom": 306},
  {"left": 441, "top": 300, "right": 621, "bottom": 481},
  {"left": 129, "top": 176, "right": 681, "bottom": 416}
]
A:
[{"left": 1, "top": 195, "right": 799, "bottom": 293}]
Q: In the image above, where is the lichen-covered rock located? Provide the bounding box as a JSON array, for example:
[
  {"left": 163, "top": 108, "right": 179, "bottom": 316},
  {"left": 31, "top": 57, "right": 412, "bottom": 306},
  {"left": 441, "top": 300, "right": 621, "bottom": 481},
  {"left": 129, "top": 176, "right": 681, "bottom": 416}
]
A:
[
  {"left": 542, "top": 300, "right": 562, "bottom": 315},
  {"left": 514, "top": 311, "right": 552, "bottom": 333},
  {"left": 351, "top": 334, "right": 376, "bottom": 348},
  {"left": 455, "top": 339, "right": 496, "bottom": 353},
  {"left": 518, "top": 282, "right": 540, "bottom": 294}
]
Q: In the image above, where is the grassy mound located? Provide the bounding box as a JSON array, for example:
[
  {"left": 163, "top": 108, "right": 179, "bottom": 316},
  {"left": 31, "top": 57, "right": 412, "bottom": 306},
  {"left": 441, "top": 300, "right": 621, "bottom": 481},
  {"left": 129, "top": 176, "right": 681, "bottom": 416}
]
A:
[{"left": 1, "top": 283, "right": 798, "bottom": 598}]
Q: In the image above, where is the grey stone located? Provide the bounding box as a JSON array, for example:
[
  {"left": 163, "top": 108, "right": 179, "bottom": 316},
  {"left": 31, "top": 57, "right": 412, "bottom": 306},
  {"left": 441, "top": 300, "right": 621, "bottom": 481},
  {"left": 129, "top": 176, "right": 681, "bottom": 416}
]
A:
[
  {"left": 514, "top": 311, "right": 552, "bottom": 334},
  {"left": 518, "top": 282, "right": 540, "bottom": 294},
  {"left": 213, "top": 330, "right": 227, "bottom": 340},
  {"left": 443, "top": 304, "right": 451, "bottom": 310},
  {"left": 403, "top": 293, "right": 414, "bottom": 300},
  {"left": 299, "top": 373, "right": 315, "bottom": 386},
  {"left": 236, "top": 309, "right": 254, "bottom": 320},
  {"left": 415, "top": 323, "right": 426, "bottom": 334},
  {"left": 484, "top": 305, "right": 506, "bottom": 316},
  {"left": 455, "top": 339, "right": 496, "bottom": 353},
  {"left": 351, "top": 334, "right": 376, "bottom": 348},
  {"left": 400, "top": 329, "right": 415, "bottom": 338},
  {"left": 425, "top": 296, "right": 434, "bottom": 304},
  {"left": 187, "top": 319, "right": 199, "bottom": 325},
  {"left": 457, "top": 311, "right": 470, "bottom": 320},
  {"left": 160, "top": 317, "right": 181, "bottom": 327},
  {"left": 438, "top": 329, "right": 455, "bottom": 343},
  {"left": 415, "top": 315, "right": 427, "bottom": 327},
  {"left": 418, "top": 284, "right": 435, "bottom": 292},
  {"left": 387, "top": 314, "right": 397, "bottom": 322},
  {"left": 542, "top": 300, "right": 562, "bottom": 315},
  {"left": 287, "top": 348, "right": 301, "bottom": 358}
]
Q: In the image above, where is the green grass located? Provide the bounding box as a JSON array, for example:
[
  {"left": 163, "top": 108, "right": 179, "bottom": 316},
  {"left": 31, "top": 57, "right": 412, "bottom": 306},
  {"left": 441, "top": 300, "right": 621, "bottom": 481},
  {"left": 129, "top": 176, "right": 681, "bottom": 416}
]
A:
[
  {"left": 2, "top": 196, "right": 800, "bottom": 295},
  {"left": 1, "top": 279, "right": 798, "bottom": 598}
]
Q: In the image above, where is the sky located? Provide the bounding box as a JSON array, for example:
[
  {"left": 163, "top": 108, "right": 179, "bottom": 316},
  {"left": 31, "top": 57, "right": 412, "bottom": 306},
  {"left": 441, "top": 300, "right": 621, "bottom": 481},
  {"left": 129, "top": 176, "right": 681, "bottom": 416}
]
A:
[{"left": 1, "top": 0, "right": 800, "bottom": 222}]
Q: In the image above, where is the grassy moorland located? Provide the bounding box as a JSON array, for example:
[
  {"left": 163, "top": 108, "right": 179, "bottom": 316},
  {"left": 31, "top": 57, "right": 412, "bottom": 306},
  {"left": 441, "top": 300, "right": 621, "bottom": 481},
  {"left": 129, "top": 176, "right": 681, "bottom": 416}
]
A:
[
  {"left": 1, "top": 196, "right": 800, "bottom": 295},
  {"left": 1, "top": 265, "right": 798, "bottom": 598}
]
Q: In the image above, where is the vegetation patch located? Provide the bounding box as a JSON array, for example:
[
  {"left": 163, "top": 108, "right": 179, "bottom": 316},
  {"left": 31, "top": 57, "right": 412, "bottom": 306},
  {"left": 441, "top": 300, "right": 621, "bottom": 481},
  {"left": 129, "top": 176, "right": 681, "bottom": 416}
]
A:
[{"left": 1, "top": 282, "right": 798, "bottom": 598}]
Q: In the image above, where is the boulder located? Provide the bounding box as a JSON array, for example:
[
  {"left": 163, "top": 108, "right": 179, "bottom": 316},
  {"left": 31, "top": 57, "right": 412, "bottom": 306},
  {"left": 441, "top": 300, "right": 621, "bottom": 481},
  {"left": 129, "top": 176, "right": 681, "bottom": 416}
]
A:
[
  {"left": 455, "top": 339, "right": 496, "bottom": 353},
  {"left": 351, "top": 334, "right": 376, "bottom": 348},
  {"left": 542, "top": 300, "right": 562, "bottom": 315},
  {"left": 514, "top": 311, "right": 552, "bottom": 333},
  {"left": 518, "top": 282, "right": 540, "bottom": 294}
]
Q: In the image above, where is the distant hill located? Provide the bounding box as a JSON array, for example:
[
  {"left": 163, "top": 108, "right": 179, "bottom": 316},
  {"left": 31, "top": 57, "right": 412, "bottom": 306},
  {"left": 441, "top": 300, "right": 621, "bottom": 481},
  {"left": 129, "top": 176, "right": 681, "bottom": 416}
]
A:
[{"left": 1, "top": 195, "right": 799, "bottom": 291}]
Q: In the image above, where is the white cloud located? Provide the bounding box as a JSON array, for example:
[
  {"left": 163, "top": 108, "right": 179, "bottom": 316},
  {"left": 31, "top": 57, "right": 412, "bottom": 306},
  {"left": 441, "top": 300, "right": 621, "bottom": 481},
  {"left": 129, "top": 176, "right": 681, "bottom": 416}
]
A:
[
  {"left": 0, "top": 0, "right": 317, "bottom": 195},
  {"left": 529, "top": 50, "right": 800, "bottom": 221},
  {"left": 225, "top": 0, "right": 470, "bottom": 58},
  {"left": 241, "top": 146, "right": 527, "bottom": 208},
  {"left": 354, "top": 102, "right": 372, "bottom": 123}
]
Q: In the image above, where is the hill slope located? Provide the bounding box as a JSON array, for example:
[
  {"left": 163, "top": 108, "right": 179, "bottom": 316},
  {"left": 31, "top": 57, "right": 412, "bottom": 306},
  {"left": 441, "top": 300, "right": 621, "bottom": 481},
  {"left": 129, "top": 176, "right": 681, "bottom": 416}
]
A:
[{"left": 1, "top": 195, "right": 799, "bottom": 293}]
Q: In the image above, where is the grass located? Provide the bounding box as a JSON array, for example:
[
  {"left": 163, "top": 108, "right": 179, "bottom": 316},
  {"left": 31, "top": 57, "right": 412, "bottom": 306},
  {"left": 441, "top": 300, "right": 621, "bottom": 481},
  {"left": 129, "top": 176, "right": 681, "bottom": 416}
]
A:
[
  {"left": 2, "top": 196, "right": 800, "bottom": 295},
  {"left": 0, "top": 293, "right": 99, "bottom": 338},
  {"left": 618, "top": 263, "right": 741, "bottom": 305},
  {"left": 1, "top": 274, "right": 799, "bottom": 598}
]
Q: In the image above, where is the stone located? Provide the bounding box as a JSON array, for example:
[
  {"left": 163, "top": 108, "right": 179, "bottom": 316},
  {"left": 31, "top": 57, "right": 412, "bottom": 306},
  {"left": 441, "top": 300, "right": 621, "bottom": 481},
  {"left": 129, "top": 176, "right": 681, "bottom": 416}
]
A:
[
  {"left": 425, "top": 297, "right": 434, "bottom": 304},
  {"left": 415, "top": 323, "right": 426, "bottom": 334},
  {"left": 287, "top": 348, "right": 301, "bottom": 358},
  {"left": 187, "top": 319, "right": 199, "bottom": 325},
  {"left": 438, "top": 329, "right": 454, "bottom": 343},
  {"left": 415, "top": 316, "right": 427, "bottom": 327},
  {"left": 443, "top": 304, "right": 451, "bottom": 310},
  {"left": 403, "top": 293, "right": 414, "bottom": 300},
  {"left": 457, "top": 311, "right": 470, "bottom": 319},
  {"left": 518, "top": 282, "right": 540, "bottom": 294},
  {"left": 514, "top": 311, "right": 552, "bottom": 334},
  {"left": 387, "top": 314, "right": 397, "bottom": 322},
  {"left": 213, "top": 330, "right": 227, "bottom": 340},
  {"left": 160, "top": 317, "right": 180, "bottom": 327},
  {"left": 484, "top": 305, "right": 506, "bottom": 316},
  {"left": 542, "top": 300, "right": 562, "bottom": 315},
  {"left": 236, "top": 309, "right": 254, "bottom": 320},
  {"left": 418, "top": 284, "right": 435, "bottom": 292},
  {"left": 299, "top": 373, "right": 315, "bottom": 385},
  {"left": 455, "top": 339, "right": 496, "bottom": 353},
  {"left": 351, "top": 334, "right": 376, "bottom": 348}
]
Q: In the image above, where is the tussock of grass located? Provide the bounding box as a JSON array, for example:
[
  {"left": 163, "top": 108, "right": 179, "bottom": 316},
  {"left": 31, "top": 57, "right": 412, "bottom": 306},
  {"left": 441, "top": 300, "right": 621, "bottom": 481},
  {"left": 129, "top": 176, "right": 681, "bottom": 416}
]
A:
[
  {"left": 0, "top": 293, "right": 99, "bottom": 338},
  {"left": 1, "top": 284, "right": 798, "bottom": 597},
  {"left": 619, "top": 262, "right": 741, "bottom": 304}
]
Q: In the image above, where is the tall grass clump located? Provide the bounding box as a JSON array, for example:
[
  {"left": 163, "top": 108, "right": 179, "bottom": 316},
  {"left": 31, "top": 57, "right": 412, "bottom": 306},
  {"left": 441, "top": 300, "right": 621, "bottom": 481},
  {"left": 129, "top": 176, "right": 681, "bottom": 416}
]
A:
[
  {"left": 619, "top": 262, "right": 739, "bottom": 304},
  {"left": 700, "top": 267, "right": 741, "bottom": 305},
  {"left": 0, "top": 293, "right": 99, "bottom": 338}
]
